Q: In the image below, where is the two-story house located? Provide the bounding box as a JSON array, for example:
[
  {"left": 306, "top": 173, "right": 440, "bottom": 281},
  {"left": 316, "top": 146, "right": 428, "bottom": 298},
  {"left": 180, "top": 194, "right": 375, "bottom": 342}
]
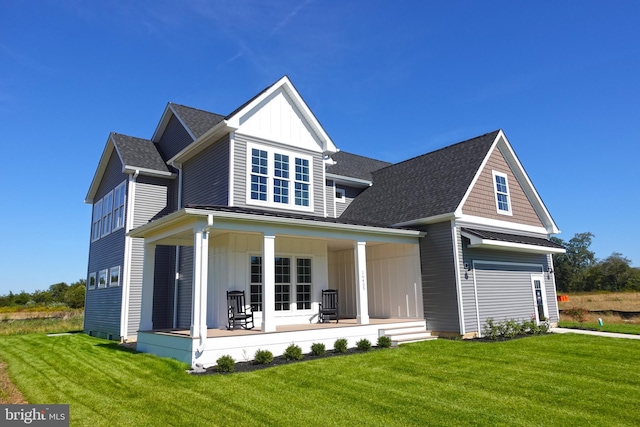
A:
[{"left": 85, "top": 76, "right": 564, "bottom": 368}]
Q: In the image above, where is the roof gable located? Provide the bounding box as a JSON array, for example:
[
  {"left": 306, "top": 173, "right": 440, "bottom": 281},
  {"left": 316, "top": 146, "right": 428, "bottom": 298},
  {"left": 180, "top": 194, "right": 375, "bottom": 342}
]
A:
[
  {"left": 226, "top": 76, "right": 337, "bottom": 154},
  {"left": 326, "top": 151, "right": 392, "bottom": 182},
  {"left": 85, "top": 133, "right": 172, "bottom": 203},
  {"left": 340, "top": 131, "right": 499, "bottom": 225}
]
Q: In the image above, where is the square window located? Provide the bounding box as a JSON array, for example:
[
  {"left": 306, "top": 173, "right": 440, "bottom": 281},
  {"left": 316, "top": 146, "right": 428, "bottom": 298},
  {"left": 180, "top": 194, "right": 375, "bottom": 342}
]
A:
[
  {"left": 98, "top": 269, "right": 107, "bottom": 288},
  {"left": 88, "top": 273, "right": 96, "bottom": 290},
  {"left": 110, "top": 266, "right": 120, "bottom": 287}
]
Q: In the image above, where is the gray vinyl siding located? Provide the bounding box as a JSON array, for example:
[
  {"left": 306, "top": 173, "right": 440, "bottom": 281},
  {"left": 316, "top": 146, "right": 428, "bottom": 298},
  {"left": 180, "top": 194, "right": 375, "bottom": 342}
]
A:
[
  {"left": 177, "top": 247, "right": 193, "bottom": 329},
  {"left": 182, "top": 134, "right": 230, "bottom": 206},
  {"left": 325, "top": 180, "right": 335, "bottom": 218},
  {"left": 335, "top": 185, "right": 362, "bottom": 217},
  {"left": 85, "top": 150, "right": 128, "bottom": 339},
  {"left": 127, "top": 175, "right": 176, "bottom": 335},
  {"left": 233, "top": 133, "right": 325, "bottom": 216},
  {"left": 455, "top": 221, "right": 559, "bottom": 333},
  {"left": 156, "top": 114, "right": 194, "bottom": 161},
  {"left": 418, "top": 221, "right": 460, "bottom": 333}
]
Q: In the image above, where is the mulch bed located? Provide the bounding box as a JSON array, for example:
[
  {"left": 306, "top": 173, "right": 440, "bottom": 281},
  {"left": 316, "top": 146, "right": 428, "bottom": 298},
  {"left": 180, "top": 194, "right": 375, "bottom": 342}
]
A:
[{"left": 194, "top": 347, "right": 391, "bottom": 375}]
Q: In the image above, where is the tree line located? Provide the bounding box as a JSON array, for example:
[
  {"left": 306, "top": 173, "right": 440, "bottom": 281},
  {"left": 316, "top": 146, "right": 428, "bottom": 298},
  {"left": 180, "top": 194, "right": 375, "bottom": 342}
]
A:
[
  {"left": 551, "top": 232, "right": 640, "bottom": 292},
  {"left": 0, "top": 280, "right": 86, "bottom": 309}
]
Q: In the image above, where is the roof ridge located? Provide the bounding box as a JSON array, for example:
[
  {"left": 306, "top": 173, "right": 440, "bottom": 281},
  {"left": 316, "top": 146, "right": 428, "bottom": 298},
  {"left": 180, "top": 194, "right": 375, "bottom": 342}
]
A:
[
  {"left": 333, "top": 150, "right": 392, "bottom": 165},
  {"left": 380, "top": 129, "right": 501, "bottom": 171},
  {"left": 169, "top": 102, "right": 225, "bottom": 118}
]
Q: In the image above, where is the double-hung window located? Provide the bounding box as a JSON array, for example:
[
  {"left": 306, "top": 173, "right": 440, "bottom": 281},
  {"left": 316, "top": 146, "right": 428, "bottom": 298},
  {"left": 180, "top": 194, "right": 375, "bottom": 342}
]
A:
[
  {"left": 296, "top": 258, "right": 312, "bottom": 309},
  {"left": 92, "top": 200, "right": 103, "bottom": 241},
  {"left": 102, "top": 191, "right": 113, "bottom": 236},
  {"left": 274, "top": 257, "right": 291, "bottom": 311},
  {"left": 250, "top": 256, "right": 263, "bottom": 311},
  {"left": 493, "top": 171, "right": 512, "bottom": 215},
  {"left": 112, "top": 182, "right": 126, "bottom": 231},
  {"left": 248, "top": 144, "right": 313, "bottom": 211}
]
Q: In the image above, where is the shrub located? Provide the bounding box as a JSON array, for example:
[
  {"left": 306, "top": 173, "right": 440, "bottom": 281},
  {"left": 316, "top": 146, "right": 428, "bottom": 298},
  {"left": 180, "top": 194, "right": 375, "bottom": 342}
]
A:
[
  {"left": 254, "top": 349, "right": 274, "bottom": 365},
  {"left": 483, "top": 318, "right": 499, "bottom": 340},
  {"left": 310, "top": 342, "right": 326, "bottom": 356},
  {"left": 565, "top": 306, "right": 588, "bottom": 324},
  {"left": 377, "top": 336, "right": 392, "bottom": 348},
  {"left": 334, "top": 338, "right": 348, "bottom": 353},
  {"left": 356, "top": 338, "right": 371, "bottom": 351},
  {"left": 283, "top": 344, "right": 304, "bottom": 361},
  {"left": 215, "top": 355, "right": 235, "bottom": 373}
]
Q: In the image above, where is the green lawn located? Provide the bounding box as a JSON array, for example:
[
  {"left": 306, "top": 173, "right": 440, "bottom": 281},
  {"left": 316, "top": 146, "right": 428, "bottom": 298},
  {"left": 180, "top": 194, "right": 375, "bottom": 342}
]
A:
[
  {"left": 558, "top": 321, "right": 640, "bottom": 335},
  {"left": 1, "top": 333, "right": 639, "bottom": 426}
]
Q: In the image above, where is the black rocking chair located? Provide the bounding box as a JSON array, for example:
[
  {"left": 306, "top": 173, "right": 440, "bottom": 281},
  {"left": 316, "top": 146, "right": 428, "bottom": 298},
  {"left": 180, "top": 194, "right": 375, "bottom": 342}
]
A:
[
  {"left": 227, "top": 290, "right": 254, "bottom": 330},
  {"left": 319, "top": 289, "right": 339, "bottom": 323}
]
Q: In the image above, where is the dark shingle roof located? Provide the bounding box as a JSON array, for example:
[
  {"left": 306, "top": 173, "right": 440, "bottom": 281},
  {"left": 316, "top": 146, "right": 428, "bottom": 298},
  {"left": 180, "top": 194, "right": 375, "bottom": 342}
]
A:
[
  {"left": 327, "top": 151, "right": 392, "bottom": 181},
  {"left": 170, "top": 103, "right": 225, "bottom": 139},
  {"left": 461, "top": 228, "right": 565, "bottom": 250},
  {"left": 340, "top": 130, "right": 500, "bottom": 225},
  {"left": 111, "top": 133, "right": 169, "bottom": 173}
]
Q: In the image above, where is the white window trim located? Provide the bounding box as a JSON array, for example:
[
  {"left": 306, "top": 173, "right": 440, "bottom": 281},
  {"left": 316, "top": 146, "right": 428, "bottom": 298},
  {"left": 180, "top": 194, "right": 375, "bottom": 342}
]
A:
[
  {"left": 295, "top": 257, "right": 313, "bottom": 312},
  {"left": 246, "top": 143, "right": 314, "bottom": 213},
  {"left": 91, "top": 200, "right": 103, "bottom": 242},
  {"left": 249, "top": 254, "right": 263, "bottom": 313},
  {"left": 492, "top": 170, "right": 513, "bottom": 216},
  {"left": 98, "top": 269, "right": 108, "bottom": 289},
  {"left": 88, "top": 272, "right": 96, "bottom": 290},
  {"left": 112, "top": 181, "right": 126, "bottom": 232},
  {"left": 110, "top": 266, "right": 121, "bottom": 287},
  {"left": 101, "top": 189, "right": 114, "bottom": 236},
  {"left": 335, "top": 187, "right": 346, "bottom": 203}
]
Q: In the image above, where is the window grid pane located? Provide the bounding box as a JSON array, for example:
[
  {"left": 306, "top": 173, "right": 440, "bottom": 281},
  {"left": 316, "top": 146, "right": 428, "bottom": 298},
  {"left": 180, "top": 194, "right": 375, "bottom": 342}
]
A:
[
  {"left": 250, "top": 256, "right": 263, "bottom": 311},
  {"left": 251, "top": 175, "right": 267, "bottom": 201},
  {"left": 275, "top": 257, "right": 290, "bottom": 311},
  {"left": 295, "top": 158, "right": 309, "bottom": 182},
  {"left": 273, "top": 178, "right": 289, "bottom": 204},
  {"left": 295, "top": 182, "right": 309, "bottom": 206},
  {"left": 275, "top": 284, "right": 290, "bottom": 311},
  {"left": 495, "top": 174, "right": 510, "bottom": 212},
  {"left": 296, "top": 258, "right": 312, "bottom": 310},
  {"left": 274, "top": 154, "right": 289, "bottom": 178}
]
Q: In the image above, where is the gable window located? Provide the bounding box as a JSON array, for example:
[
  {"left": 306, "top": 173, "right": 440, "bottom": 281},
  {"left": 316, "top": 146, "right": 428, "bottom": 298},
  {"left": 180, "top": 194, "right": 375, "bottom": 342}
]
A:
[
  {"left": 250, "top": 256, "right": 263, "bottom": 311},
  {"left": 102, "top": 190, "right": 113, "bottom": 236},
  {"left": 112, "top": 182, "right": 126, "bottom": 231},
  {"left": 250, "top": 148, "right": 268, "bottom": 201},
  {"left": 92, "top": 200, "right": 103, "bottom": 242},
  {"left": 247, "top": 144, "right": 313, "bottom": 212},
  {"left": 493, "top": 171, "right": 512, "bottom": 215},
  {"left": 110, "top": 266, "right": 120, "bottom": 287},
  {"left": 88, "top": 273, "right": 96, "bottom": 290},
  {"left": 294, "top": 158, "right": 310, "bottom": 207}
]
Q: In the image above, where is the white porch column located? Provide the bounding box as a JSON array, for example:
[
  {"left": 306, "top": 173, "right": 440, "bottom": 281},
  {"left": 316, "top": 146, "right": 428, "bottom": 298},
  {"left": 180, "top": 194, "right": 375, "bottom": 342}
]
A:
[
  {"left": 354, "top": 241, "right": 369, "bottom": 324},
  {"left": 139, "top": 242, "right": 156, "bottom": 331},
  {"left": 191, "top": 223, "right": 210, "bottom": 339},
  {"left": 262, "top": 235, "right": 276, "bottom": 332}
]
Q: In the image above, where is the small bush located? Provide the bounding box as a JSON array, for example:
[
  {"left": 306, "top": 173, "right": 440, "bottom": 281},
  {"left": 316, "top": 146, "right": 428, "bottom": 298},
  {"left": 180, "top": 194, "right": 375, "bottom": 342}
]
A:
[
  {"left": 356, "top": 338, "right": 371, "bottom": 351},
  {"left": 215, "top": 355, "right": 235, "bottom": 373},
  {"left": 334, "top": 338, "right": 348, "bottom": 353},
  {"left": 565, "top": 307, "right": 588, "bottom": 324},
  {"left": 283, "top": 343, "right": 304, "bottom": 361},
  {"left": 254, "top": 349, "right": 274, "bottom": 365},
  {"left": 377, "top": 336, "right": 392, "bottom": 348},
  {"left": 483, "top": 318, "right": 500, "bottom": 340},
  {"left": 483, "top": 317, "right": 551, "bottom": 340},
  {"left": 310, "top": 342, "right": 326, "bottom": 356}
]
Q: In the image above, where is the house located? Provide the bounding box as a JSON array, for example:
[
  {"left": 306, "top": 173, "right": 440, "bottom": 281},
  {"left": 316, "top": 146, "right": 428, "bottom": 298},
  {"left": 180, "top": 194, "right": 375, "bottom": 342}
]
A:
[{"left": 84, "top": 76, "right": 565, "bottom": 368}]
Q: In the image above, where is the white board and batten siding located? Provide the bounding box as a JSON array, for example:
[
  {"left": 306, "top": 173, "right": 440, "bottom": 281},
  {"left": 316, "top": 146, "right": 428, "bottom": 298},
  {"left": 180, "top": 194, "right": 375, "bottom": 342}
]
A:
[{"left": 328, "top": 243, "right": 423, "bottom": 320}]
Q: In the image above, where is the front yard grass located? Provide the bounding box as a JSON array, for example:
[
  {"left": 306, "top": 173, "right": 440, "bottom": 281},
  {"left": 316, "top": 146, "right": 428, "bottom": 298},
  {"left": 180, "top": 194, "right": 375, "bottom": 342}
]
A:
[
  {"left": 1, "top": 332, "right": 639, "bottom": 426},
  {"left": 558, "top": 321, "right": 640, "bottom": 335}
]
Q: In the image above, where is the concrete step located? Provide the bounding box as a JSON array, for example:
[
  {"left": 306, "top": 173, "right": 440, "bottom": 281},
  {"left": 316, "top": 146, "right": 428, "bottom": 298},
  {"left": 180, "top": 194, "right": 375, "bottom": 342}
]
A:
[
  {"left": 381, "top": 326, "right": 428, "bottom": 335},
  {"left": 391, "top": 332, "right": 438, "bottom": 345}
]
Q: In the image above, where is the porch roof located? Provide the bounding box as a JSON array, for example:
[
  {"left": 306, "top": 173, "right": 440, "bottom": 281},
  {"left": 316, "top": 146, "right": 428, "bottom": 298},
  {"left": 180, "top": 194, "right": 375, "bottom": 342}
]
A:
[
  {"left": 460, "top": 227, "right": 566, "bottom": 254},
  {"left": 128, "top": 205, "right": 424, "bottom": 246}
]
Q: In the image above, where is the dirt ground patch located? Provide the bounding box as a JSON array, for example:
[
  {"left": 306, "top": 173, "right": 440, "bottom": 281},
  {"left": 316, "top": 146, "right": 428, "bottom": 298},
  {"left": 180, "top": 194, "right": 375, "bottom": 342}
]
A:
[
  {"left": 558, "top": 291, "right": 640, "bottom": 312},
  {"left": 0, "top": 362, "right": 27, "bottom": 404}
]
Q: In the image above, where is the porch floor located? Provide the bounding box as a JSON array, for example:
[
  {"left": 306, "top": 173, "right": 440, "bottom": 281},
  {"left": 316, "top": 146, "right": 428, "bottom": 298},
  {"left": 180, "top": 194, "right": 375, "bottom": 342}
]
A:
[{"left": 151, "top": 317, "right": 422, "bottom": 338}]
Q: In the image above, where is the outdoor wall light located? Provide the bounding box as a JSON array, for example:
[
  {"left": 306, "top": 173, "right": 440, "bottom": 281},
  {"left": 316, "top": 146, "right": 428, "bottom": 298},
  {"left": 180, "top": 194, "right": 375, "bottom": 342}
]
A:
[{"left": 464, "top": 263, "right": 471, "bottom": 271}]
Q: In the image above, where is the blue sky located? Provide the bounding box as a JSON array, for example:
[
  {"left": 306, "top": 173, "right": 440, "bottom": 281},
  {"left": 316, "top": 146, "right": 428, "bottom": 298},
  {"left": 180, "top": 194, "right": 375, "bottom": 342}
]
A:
[{"left": 1, "top": 1, "right": 638, "bottom": 295}]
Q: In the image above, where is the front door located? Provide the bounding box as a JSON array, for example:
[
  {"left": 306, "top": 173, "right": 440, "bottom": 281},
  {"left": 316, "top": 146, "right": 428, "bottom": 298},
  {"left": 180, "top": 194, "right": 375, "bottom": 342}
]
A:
[{"left": 531, "top": 274, "right": 547, "bottom": 322}]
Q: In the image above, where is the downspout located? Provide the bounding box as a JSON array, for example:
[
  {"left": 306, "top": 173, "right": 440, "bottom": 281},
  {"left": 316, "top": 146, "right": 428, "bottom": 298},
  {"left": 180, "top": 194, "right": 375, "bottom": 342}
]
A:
[
  {"left": 172, "top": 163, "right": 183, "bottom": 328},
  {"left": 196, "top": 214, "right": 214, "bottom": 355}
]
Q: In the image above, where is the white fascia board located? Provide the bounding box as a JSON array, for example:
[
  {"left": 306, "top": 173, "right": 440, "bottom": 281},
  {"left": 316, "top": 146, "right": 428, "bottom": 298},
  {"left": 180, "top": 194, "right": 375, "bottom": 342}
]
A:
[
  {"left": 495, "top": 135, "right": 560, "bottom": 234},
  {"left": 325, "top": 173, "right": 372, "bottom": 187},
  {"left": 85, "top": 135, "right": 118, "bottom": 204},
  {"left": 129, "top": 208, "right": 424, "bottom": 244},
  {"left": 456, "top": 214, "right": 550, "bottom": 235},
  {"left": 393, "top": 213, "right": 456, "bottom": 228},
  {"left": 167, "top": 120, "right": 235, "bottom": 165},
  {"left": 454, "top": 131, "right": 501, "bottom": 217},
  {"left": 122, "top": 166, "right": 176, "bottom": 178},
  {"left": 462, "top": 232, "right": 566, "bottom": 254},
  {"left": 226, "top": 76, "right": 338, "bottom": 154}
]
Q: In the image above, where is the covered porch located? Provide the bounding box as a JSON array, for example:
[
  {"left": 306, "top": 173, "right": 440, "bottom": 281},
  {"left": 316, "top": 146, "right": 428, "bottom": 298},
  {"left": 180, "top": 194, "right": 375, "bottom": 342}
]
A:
[{"left": 129, "top": 206, "right": 425, "bottom": 368}]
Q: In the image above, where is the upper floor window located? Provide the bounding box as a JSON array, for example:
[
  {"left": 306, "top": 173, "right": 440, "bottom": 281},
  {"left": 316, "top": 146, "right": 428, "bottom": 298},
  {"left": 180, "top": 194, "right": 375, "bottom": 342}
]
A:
[
  {"left": 91, "top": 180, "right": 127, "bottom": 242},
  {"left": 335, "top": 188, "right": 346, "bottom": 203},
  {"left": 492, "top": 171, "right": 512, "bottom": 215},
  {"left": 247, "top": 144, "right": 313, "bottom": 212}
]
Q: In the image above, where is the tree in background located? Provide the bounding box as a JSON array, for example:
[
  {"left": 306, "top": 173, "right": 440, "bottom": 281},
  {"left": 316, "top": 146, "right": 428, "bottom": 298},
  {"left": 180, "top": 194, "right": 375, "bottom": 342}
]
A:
[
  {"left": 585, "top": 253, "right": 640, "bottom": 292},
  {"left": 0, "top": 279, "right": 86, "bottom": 309},
  {"left": 551, "top": 232, "right": 596, "bottom": 292}
]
